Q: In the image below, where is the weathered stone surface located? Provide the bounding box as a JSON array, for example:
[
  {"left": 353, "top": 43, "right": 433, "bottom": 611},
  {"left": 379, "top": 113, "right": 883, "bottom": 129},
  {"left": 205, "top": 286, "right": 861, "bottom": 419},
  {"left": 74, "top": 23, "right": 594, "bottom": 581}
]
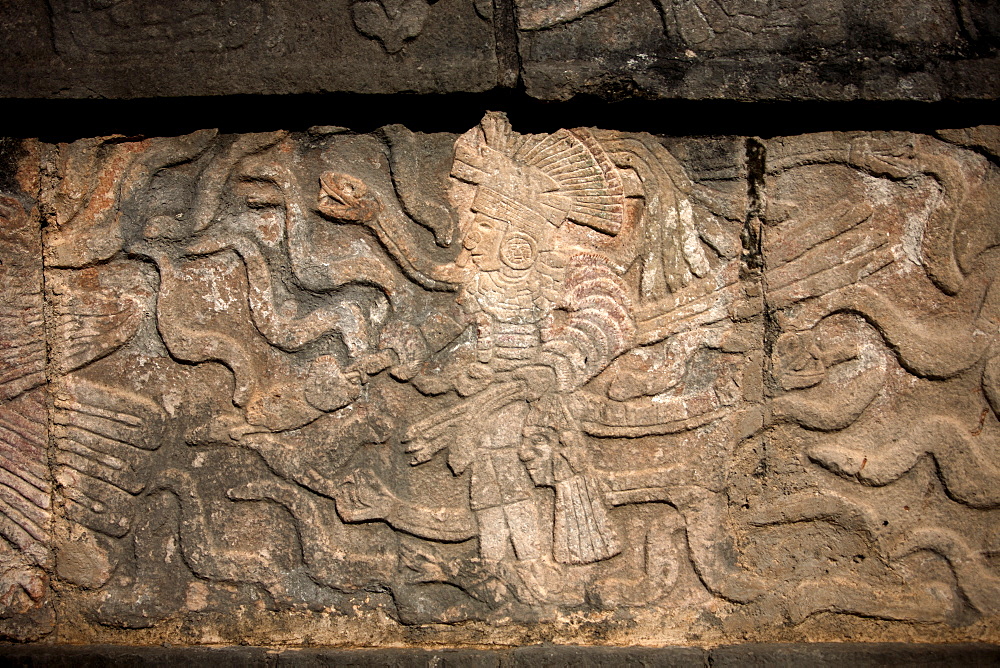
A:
[
  {"left": 1, "top": 1, "right": 997, "bottom": 101},
  {"left": 2, "top": 642, "right": 999, "bottom": 665},
  {"left": 517, "top": 0, "right": 1000, "bottom": 100},
  {"left": 0, "top": 0, "right": 499, "bottom": 98},
  {"left": 0, "top": 118, "right": 998, "bottom": 647}
]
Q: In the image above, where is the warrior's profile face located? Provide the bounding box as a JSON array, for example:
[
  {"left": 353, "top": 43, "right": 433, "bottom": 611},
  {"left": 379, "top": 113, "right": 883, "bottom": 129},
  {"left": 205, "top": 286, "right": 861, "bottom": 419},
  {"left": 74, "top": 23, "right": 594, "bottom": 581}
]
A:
[{"left": 463, "top": 213, "right": 506, "bottom": 272}]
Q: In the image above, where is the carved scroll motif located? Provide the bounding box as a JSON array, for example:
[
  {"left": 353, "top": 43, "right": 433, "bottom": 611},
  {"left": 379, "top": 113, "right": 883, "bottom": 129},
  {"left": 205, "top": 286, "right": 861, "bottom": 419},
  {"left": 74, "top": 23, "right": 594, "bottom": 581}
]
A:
[
  {"left": 759, "top": 131, "right": 1000, "bottom": 620},
  {"left": 352, "top": 0, "right": 432, "bottom": 53}
]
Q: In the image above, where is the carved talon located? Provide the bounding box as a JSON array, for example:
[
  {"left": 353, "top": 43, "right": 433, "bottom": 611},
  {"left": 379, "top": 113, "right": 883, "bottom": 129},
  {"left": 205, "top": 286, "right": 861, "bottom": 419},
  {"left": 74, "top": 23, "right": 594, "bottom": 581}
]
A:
[{"left": 317, "top": 172, "right": 381, "bottom": 223}]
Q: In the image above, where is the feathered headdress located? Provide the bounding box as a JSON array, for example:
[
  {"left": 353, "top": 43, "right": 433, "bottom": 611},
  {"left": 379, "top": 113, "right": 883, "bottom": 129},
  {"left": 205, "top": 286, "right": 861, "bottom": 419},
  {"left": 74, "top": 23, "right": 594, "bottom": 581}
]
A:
[{"left": 451, "top": 112, "right": 625, "bottom": 237}]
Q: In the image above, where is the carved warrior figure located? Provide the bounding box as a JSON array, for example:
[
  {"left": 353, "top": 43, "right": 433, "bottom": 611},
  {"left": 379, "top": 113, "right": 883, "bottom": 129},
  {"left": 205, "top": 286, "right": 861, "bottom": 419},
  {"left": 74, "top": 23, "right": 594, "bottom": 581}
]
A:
[{"left": 320, "top": 113, "right": 634, "bottom": 579}]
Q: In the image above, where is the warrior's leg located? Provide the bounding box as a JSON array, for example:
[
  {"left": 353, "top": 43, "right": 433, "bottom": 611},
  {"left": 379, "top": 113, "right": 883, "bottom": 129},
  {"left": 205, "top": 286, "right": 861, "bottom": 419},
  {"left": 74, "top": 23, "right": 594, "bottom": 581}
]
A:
[
  {"left": 476, "top": 506, "right": 511, "bottom": 562},
  {"left": 503, "top": 499, "right": 543, "bottom": 561}
]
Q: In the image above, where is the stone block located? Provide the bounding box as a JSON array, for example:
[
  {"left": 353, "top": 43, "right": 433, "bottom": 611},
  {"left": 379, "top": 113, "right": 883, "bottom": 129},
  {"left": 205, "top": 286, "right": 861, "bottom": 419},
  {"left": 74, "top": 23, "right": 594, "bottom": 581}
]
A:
[
  {"left": 0, "top": 0, "right": 500, "bottom": 98},
  {"left": 517, "top": 0, "right": 1000, "bottom": 100},
  {"left": 2, "top": 1, "right": 997, "bottom": 100}
]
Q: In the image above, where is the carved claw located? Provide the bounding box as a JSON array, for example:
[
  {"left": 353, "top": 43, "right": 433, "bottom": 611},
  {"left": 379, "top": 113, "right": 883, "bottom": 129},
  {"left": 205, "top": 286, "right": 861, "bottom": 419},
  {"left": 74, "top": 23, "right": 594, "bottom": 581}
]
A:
[
  {"left": 336, "top": 468, "right": 395, "bottom": 522},
  {"left": 317, "top": 172, "right": 381, "bottom": 223}
]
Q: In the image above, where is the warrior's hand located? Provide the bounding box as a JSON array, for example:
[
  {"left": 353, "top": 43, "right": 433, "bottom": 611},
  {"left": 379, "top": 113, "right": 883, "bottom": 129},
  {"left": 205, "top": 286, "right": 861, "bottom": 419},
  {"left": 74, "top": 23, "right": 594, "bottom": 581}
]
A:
[
  {"left": 455, "top": 362, "right": 494, "bottom": 397},
  {"left": 404, "top": 438, "right": 446, "bottom": 466},
  {"left": 317, "top": 172, "right": 381, "bottom": 223}
]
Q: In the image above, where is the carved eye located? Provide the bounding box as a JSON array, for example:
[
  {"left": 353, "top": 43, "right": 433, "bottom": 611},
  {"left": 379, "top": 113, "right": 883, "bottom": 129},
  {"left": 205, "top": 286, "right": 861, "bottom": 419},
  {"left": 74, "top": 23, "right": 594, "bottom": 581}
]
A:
[{"left": 463, "top": 220, "right": 489, "bottom": 249}]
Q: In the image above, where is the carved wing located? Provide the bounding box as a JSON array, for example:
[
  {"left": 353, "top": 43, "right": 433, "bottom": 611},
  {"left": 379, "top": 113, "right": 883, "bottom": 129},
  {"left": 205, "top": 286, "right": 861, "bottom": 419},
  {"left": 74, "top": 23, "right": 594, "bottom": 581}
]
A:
[
  {"left": 0, "top": 392, "right": 50, "bottom": 569},
  {"left": 53, "top": 378, "right": 166, "bottom": 538},
  {"left": 594, "top": 133, "right": 746, "bottom": 346},
  {"left": 0, "top": 197, "right": 51, "bottom": 569},
  {"left": 49, "top": 264, "right": 153, "bottom": 376},
  {"left": 0, "top": 198, "right": 46, "bottom": 402}
]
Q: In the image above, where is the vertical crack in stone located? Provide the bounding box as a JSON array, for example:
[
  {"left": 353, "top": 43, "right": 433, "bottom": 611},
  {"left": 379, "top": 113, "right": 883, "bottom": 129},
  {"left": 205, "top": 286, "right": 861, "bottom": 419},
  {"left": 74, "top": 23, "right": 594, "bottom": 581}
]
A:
[
  {"left": 742, "top": 137, "right": 766, "bottom": 276},
  {"left": 743, "top": 137, "right": 775, "bottom": 401},
  {"left": 37, "top": 141, "right": 58, "bottom": 616}
]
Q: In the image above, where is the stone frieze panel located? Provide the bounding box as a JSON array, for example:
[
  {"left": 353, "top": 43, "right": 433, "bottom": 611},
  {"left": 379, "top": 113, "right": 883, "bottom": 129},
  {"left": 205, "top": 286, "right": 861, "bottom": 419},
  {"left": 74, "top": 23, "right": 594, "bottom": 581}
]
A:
[
  {"left": 0, "top": 120, "right": 996, "bottom": 644},
  {"left": 2, "top": 1, "right": 997, "bottom": 100}
]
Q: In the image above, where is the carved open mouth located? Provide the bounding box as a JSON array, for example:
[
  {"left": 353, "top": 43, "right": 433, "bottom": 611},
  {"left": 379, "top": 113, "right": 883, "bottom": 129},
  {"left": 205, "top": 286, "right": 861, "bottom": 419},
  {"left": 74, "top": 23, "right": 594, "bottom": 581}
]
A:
[{"left": 319, "top": 173, "right": 350, "bottom": 205}]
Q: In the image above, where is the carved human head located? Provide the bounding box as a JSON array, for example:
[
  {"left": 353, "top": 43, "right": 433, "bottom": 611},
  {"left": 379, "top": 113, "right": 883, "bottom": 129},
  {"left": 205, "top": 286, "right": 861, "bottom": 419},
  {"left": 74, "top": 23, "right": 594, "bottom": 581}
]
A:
[{"left": 450, "top": 112, "right": 625, "bottom": 272}]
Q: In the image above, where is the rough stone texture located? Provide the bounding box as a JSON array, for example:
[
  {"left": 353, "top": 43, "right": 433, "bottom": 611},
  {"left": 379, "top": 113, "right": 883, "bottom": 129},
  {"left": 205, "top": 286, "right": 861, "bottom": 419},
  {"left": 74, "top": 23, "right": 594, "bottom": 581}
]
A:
[
  {"left": 0, "top": 1, "right": 998, "bottom": 100},
  {"left": 709, "top": 642, "right": 1000, "bottom": 666},
  {"left": 0, "top": 0, "right": 500, "bottom": 98},
  {"left": 0, "top": 117, "right": 998, "bottom": 648},
  {"left": 2, "top": 642, "right": 999, "bottom": 665},
  {"left": 518, "top": 0, "right": 1000, "bottom": 100}
]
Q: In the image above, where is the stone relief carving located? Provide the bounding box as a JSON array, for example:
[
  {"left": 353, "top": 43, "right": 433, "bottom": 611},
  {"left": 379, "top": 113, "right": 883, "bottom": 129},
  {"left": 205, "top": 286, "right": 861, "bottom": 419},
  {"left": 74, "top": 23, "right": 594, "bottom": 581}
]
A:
[
  {"left": 759, "top": 131, "right": 1000, "bottom": 619},
  {"left": 48, "top": 0, "right": 275, "bottom": 57},
  {"left": 515, "top": 0, "right": 973, "bottom": 53},
  {"left": 351, "top": 0, "right": 434, "bottom": 53},
  {"left": 0, "top": 184, "right": 53, "bottom": 641},
  {"left": 0, "top": 119, "right": 997, "bottom": 643},
  {"left": 516, "top": 0, "right": 846, "bottom": 48}
]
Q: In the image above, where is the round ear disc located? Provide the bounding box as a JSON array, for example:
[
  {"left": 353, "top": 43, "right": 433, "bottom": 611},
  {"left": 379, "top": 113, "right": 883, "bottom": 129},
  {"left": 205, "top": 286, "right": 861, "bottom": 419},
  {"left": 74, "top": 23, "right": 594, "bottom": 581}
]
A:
[{"left": 499, "top": 232, "right": 537, "bottom": 270}]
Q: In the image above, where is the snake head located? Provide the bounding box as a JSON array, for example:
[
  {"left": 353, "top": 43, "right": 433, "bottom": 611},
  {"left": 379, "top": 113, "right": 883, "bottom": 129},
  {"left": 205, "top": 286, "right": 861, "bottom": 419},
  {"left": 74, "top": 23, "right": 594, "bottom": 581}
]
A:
[{"left": 317, "top": 172, "right": 381, "bottom": 223}]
